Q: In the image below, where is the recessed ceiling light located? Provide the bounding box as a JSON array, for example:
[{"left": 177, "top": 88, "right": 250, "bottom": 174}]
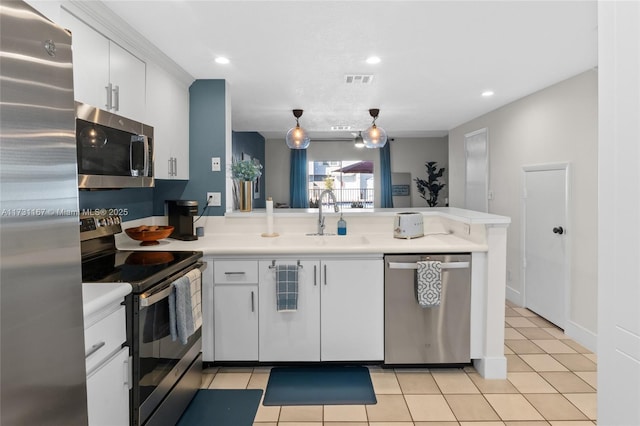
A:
[
  {"left": 215, "top": 57, "right": 230, "bottom": 65},
  {"left": 366, "top": 56, "right": 381, "bottom": 65},
  {"left": 482, "top": 90, "right": 494, "bottom": 97}
]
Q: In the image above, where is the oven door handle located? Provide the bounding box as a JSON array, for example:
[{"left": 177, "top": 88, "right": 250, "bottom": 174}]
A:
[{"left": 139, "top": 262, "right": 206, "bottom": 307}]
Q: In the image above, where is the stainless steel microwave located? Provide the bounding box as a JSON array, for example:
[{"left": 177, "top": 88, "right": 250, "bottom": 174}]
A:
[{"left": 75, "top": 102, "right": 154, "bottom": 189}]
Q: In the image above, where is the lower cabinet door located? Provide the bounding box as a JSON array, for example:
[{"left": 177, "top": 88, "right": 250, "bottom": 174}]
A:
[
  {"left": 86, "top": 347, "right": 130, "bottom": 426},
  {"left": 258, "top": 260, "right": 320, "bottom": 361},
  {"left": 214, "top": 285, "right": 259, "bottom": 360},
  {"left": 320, "top": 259, "right": 384, "bottom": 361}
]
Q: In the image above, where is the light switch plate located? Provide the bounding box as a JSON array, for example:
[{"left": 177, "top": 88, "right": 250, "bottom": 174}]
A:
[{"left": 211, "top": 157, "right": 221, "bottom": 172}]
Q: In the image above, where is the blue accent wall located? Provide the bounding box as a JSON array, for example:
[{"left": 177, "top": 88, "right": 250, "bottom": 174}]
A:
[
  {"left": 79, "top": 188, "right": 154, "bottom": 221},
  {"left": 78, "top": 79, "right": 229, "bottom": 219},
  {"left": 232, "top": 131, "right": 266, "bottom": 208},
  {"left": 178, "top": 80, "right": 227, "bottom": 215}
]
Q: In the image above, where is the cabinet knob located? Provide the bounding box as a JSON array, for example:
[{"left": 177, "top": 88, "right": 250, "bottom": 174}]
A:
[{"left": 553, "top": 226, "right": 564, "bottom": 235}]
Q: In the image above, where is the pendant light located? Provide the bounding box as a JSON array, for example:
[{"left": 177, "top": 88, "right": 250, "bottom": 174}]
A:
[
  {"left": 362, "top": 108, "right": 387, "bottom": 148},
  {"left": 354, "top": 131, "right": 365, "bottom": 148},
  {"left": 285, "top": 109, "right": 310, "bottom": 149}
]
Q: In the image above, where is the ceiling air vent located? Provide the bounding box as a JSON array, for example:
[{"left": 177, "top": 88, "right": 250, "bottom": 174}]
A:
[
  {"left": 331, "top": 125, "right": 352, "bottom": 131},
  {"left": 345, "top": 74, "right": 374, "bottom": 84}
]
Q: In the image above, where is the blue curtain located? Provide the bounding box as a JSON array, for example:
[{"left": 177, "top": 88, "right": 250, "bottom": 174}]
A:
[
  {"left": 289, "top": 149, "right": 309, "bottom": 208},
  {"left": 380, "top": 141, "right": 394, "bottom": 208}
]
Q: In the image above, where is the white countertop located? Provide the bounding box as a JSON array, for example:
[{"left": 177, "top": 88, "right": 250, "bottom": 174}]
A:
[
  {"left": 117, "top": 232, "right": 488, "bottom": 255},
  {"left": 116, "top": 208, "right": 508, "bottom": 255},
  {"left": 82, "top": 282, "right": 132, "bottom": 319}
]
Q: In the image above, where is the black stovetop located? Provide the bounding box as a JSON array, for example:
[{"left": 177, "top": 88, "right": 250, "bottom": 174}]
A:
[{"left": 81, "top": 250, "right": 202, "bottom": 294}]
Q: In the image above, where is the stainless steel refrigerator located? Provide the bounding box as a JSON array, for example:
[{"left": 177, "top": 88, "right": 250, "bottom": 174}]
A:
[{"left": 1, "top": 1, "right": 88, "bottom": 424}]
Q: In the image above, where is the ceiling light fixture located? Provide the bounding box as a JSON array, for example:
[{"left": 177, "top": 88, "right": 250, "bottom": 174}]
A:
[
  {"left": 362, "top": 109, "right": 387, "bottom": 148},
  {"left": 215, "top": 56, "right": 230, "bottom": 64},
  {"left": 366, "top": 56, "right": 381, "bottom": 64},
  {"left": 285, "top": 109, "right": 310, "bottom": 149},
  {"left": 354, "top": 131, "right": 365, "bottom": 148},
  {"left": 481, "top": 90, "right": 494, "bottom": 97}
]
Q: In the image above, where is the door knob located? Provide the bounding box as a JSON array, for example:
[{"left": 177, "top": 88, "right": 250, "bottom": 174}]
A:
[{"left": 553, "top": 226, "right": 564, "bottom": 235}]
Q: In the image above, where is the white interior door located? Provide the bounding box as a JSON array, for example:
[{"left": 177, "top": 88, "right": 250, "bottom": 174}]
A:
[
  {"left": 465, "top": 128, "right": 489, "bottom": 212},
  {"left": 523, "top": 165, "right": 569, "bottom": 329}
]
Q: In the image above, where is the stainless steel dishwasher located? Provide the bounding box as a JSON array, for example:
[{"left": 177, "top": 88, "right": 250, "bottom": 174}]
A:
[{"left": 384, "top": 253, "right": 471, "bottom": 365}]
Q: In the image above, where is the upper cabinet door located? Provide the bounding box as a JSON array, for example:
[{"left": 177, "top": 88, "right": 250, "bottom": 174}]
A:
[
  {"left": 60, "top": 9, "right": 146, "bottom": 122},
  {"left": 61, "top": 9, "right": 110, "bottom": 109},
  {"left": 108, "top": 42, "right": 145, "bottom": 122},
  {"left": 146, "top": 62, "right": 190, "bottom": 180}
]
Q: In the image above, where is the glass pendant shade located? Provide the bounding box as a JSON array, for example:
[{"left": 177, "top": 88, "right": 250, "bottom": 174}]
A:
[
  {"left": 354, "top": 132, "right": 365, "bottom": 148},
  {"left": 285, "top": 109, "right": 310, "bottom": 149},
  {"left": 363, "top": 123, "right": 387, "bottom": 148},
  {"left": 285, "top": 124, "right": 310, "bottom": 149},
  {"left": 363, "top": 108, "right": 388, "bottom": 148}
]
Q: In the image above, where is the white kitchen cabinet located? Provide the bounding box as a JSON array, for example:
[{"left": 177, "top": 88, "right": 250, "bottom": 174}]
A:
[
  {"left": 146, "top": 62, "right": 190, "bottom": 179},
  {"left": 320, "top": 259, "right": 384, "bottom": 361},
  {"left": 258, "top": 260, "right": 320, "bottom": 361},
  {"left": 213, "top": 260, "right": 259, "bottom": 361},
  {"left": 258, "top": 257, "right": 384, "bottom": 362},
  {"left": 61, "top": 9, "right": 146, "bottom": 121},
  {"left": 214, "top": 285, "right": 259, "bottom": 360},
  {"left": 86, "top": 347, "right": 130, "bottom": 426},
  {"left": 201, "top": 256, "right": 214, "bottom": 361},
  {"left": 82, "top": 283, "right": 131, "bottom": 426}
]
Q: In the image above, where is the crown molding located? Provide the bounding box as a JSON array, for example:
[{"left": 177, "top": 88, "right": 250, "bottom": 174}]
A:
[{"left": 62, "top": 0, "right": 194, "bottom": 87}]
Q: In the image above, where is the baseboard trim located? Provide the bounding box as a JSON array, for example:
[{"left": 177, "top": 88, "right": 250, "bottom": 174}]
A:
[
  {"left": 564, "top": 320, "right": 598, "bottom": 353},
  {"left": 505, "top": 285, "right": 523, "bottom": 306},
  {"left": 473, "top": 356, "right": 507, "bottom": 379}
]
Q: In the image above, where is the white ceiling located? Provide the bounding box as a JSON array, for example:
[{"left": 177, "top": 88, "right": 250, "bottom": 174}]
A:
[{"left": 103, "top": 1, "right": 597, "bottom": 141}]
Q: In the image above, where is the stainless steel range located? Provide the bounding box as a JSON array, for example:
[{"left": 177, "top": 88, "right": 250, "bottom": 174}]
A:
[{"left": 80, "top": 211, "right": 205, "bottom": 426}]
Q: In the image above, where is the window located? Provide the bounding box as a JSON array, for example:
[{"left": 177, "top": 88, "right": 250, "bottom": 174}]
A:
[{"left": 308, "top": 160, "right": 374, "bottom": 209}]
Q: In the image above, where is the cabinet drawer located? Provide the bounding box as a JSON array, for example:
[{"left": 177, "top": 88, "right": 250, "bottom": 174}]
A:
[
  {"left": 85, "top": 305, "right": 126, "bottom": 373},
  {"left": 214, "top": 260, "right": 258, "bottom": 284}
]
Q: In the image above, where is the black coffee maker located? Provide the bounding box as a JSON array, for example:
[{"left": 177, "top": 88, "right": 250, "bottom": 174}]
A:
[{"left": 166, "top": 200, "right": 198, "bottom": 241}]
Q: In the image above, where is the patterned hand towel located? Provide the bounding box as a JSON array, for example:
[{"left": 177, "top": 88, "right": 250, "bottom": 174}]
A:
[
  {"left": 416, "top": 261, "right": 442, "bottom": 307},
  {"left": 276, "top": 264, "right": 298, "bottom": 312}
]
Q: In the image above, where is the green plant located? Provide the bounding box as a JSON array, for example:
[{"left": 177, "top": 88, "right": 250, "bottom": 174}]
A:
[
  {"left": 414, "top": 161, "right": 446, "bottom": 207},
  {"left": 231, "top": 160, "right": 262, "bottom": 181}
]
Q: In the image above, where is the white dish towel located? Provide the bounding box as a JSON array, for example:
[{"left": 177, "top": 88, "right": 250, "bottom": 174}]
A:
[{"left": 416, "top": 261, "right": 442, "bottom": 308}]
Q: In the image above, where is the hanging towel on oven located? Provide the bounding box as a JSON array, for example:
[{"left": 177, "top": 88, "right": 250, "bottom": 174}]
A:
[
  {"left": 275, "top": 264, "right": 298, "bottom": 312},
  {"left": 169, "top": 268, "right": 202, "bottom": 344},
  {"left": 416, "top": 261, "right": 442, "bottom": 308}
]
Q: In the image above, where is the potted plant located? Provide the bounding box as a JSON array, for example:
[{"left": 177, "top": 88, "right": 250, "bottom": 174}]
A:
[
  {"left": 232, "top": 160, "right": 262, "bottom": 211},
  {"left": 414, "top": 161, "right": 446, "bottom": 207}
]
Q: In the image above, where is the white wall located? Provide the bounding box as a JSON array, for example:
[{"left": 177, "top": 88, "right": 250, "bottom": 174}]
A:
[
  {"left": 597, "top": 1, "right": 640, "bottom": 423},
  {"left": 265, "top": 136, "right": 448, "bottom": 208},
  {"left": 449, "top": 70, "right": 598, "bottom": 346}
]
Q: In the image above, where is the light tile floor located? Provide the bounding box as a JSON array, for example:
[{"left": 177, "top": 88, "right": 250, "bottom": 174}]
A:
[{"left": 201, "top": 300, "right": 597, "bottom": 425}]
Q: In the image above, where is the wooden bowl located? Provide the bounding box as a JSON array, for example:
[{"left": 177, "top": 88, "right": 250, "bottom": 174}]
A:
[{"left": 124, "top": 225, "right": 174, "bottom": 246}]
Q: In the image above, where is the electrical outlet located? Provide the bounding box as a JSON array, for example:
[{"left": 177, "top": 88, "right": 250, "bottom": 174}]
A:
[
  {"left": 463, "top": 223, "right": 471, "bottom": 234},
  {"left": 207, "top": 192, "right": 221, "bottom": 206},
  {"left": 211, "top": 157, "right": 221, "bottom": 172}
]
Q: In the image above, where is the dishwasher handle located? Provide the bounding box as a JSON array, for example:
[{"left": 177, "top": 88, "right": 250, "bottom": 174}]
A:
[{"left": 387, "top": 261, "right": 470, "bottom": 270}]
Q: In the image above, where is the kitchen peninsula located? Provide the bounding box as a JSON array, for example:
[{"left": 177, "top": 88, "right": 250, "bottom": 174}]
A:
[{"left": 117, "top": 207, "right": 510, "bottom": 379}]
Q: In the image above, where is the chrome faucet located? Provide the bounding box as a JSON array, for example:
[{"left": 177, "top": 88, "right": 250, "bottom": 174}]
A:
[{"left": 317, "top": 189, "right": 339, "bottom": 235}]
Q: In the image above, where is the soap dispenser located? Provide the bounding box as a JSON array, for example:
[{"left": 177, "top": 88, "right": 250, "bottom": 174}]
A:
[{"left": 337, "top": 213, "right": 347, "bottom": 235}]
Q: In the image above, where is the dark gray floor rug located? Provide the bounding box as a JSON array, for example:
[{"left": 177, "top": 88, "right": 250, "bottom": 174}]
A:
[
  {"left": 263, "top": 365, "right": 377, "bottom": 406},
  {"left": 177, "top": 389, "right": 263, "bottom": 426}
]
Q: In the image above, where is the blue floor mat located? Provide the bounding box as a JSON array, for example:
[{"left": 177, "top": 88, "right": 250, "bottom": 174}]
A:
[
  {"left": 177, "top": 389, "right": 263, "bottom": 426},
  {"left": 263, "top": 366, "right": 377, "bottom": 406}
]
